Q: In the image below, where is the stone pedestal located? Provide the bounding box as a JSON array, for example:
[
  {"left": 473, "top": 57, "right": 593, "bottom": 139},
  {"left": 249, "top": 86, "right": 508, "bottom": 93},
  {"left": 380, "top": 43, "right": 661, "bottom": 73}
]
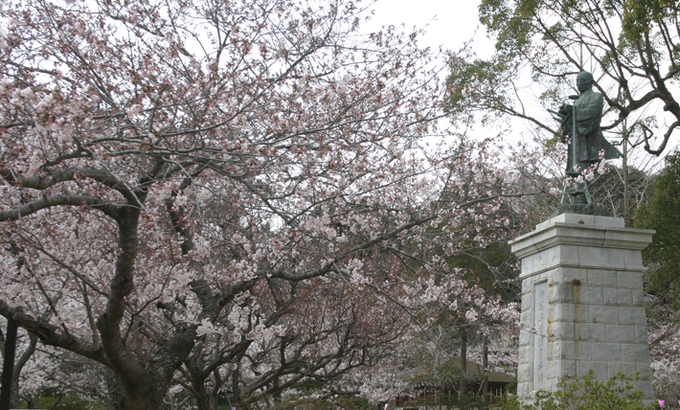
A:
[{"left": 509, "top": 213, "right": 655, "bottom": 402}]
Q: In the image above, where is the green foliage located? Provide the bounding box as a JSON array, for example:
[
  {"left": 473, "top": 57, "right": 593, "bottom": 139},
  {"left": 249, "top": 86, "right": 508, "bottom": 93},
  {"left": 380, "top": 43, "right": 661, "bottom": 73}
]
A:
[
  {"left": 498, "top": 371, "right": 654, "bottom": 410},
  {"left": 30, "top": 392, "right": 110, "bottom": 410},
  {"left": 271, "top": 377, "right": 374, "bottom": 410},
  {"left": 456, "top": 0, "right": 680, "bottom": 156},
  {"left": 275, "top": 394, "right": 374, "bottom": 410},
  {"left": 446, "top": 56, "right": 511, "bottom": 119},
  {"left": 635, "top": 151, "right": 680, "bottom": 306},
  {"left": 622, "top": 0, "right": 678, "bottom": 43},
  {"left": 479, "top": 0, "right": 539, "bottom": 54}
]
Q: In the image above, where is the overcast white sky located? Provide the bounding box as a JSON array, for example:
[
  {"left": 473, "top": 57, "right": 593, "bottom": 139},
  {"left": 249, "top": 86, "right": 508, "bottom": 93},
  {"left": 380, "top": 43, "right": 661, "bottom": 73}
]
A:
[
  {"left": 365, "top": 0, "right": 679, "bottom": 158},
  {"left": 366, "top": 0, "right": 494, "bottom": 56}
]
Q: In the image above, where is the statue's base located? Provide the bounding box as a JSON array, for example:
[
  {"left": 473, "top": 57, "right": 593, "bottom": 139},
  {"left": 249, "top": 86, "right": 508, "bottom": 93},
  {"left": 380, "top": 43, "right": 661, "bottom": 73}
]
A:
[
  {"left": 552, "top": 203, "right": 613, "bottom": 217},
  {"left": 510, "top": 213, "right": 655, "bottom": 404}
]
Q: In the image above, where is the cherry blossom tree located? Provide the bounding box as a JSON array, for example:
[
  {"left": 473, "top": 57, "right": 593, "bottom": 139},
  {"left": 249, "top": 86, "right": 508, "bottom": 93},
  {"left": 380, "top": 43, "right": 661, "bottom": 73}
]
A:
[{"left": 0, "top": 0, "right": 544, "bottom": 409}]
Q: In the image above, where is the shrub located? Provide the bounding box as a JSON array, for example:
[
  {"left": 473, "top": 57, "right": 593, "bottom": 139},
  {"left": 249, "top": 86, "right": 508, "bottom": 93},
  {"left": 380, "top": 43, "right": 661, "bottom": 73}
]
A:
[{"left": 498, "top": 371, "right": 655, "bottom": 410}]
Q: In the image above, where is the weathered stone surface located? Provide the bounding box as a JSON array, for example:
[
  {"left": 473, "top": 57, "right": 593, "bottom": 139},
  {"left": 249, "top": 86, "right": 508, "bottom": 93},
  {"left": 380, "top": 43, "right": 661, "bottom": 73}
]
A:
[
  {"left": 608, "top": 362, "right": 637, "bottom": 378},
  {"left": 602, "top": 287, "right": 632, "bottom": 306},
  {"left": 575, "top": 323, "right": 605, "bottom": 341},
  {"left": 605, "top": 324, "right": 636, "bottom": 343},
  {"left": 549, "top": 321, "right": 575, "bottom": 339},
  {"left": 553, "top": 203, "right": 614, "bottom": 217},
  {"left": 576, "top": 360, "right": 608, "bottom": 379},
  {"left": 588, "top": 269, "right": 617, "bottom": 287},
  {"left": 618, "top": 271, "right": 644, "bottom": 289},
  {"left": 511, "top": 213, "right": 654, "bottom": 404},
  {"left": 591, "top": 342, "right": 622, "bottom": 361},
  {"left": 619, "top": 306, "right": 647, "bottom": 326}
]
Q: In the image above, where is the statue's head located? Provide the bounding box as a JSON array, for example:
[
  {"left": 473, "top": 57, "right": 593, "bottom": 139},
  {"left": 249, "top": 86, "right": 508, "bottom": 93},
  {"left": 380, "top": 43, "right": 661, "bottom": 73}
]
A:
[{"left": 576, "top": 71, "right": 594, "bottom": 93}]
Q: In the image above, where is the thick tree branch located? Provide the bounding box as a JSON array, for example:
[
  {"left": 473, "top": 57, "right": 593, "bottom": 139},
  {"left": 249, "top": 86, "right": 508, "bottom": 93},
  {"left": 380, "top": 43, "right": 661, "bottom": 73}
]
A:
[
  {"left": 0, "top": 300, "right": 107, "bottom": 365},
  {"left": 0, "top": 194, "right": 122, "bottom": 221}
]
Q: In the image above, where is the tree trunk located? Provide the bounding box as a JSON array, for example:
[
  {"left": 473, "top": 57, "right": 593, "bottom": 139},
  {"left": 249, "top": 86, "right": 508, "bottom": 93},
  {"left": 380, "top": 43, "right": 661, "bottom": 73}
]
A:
[
  {"left": 622, "top": 133, "right": 631, "bottom": 227},
  {"left": 114, "top": 369, "right": 176, "bottom": 410},
  {"left": 195, "top": 392, "right": 218, "bottom": 410},
  {"left": 482, "top": 336, "right": 489, "bottom": 409},
  {"left": 232, "top": 362, "right": 241, "bottom": 406},
  {"left": 11, "top": 333, "right": 37, "bottom": 409},
  {"left": 0, "top": 320, "right": 17, "bottom": 410},
  {"left": 460, "top": 327, "right": 467, "bottom": 397},
  {"left": 192, "top": 372, "right": 219, "bottom": 410},
  {"left": 120, "top": 390, "right": 152, "bottom": 410}
]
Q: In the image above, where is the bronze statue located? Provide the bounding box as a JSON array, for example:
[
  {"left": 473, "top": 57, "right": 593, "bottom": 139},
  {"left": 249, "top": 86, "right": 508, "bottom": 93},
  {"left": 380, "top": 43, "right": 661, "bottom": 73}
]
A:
[
  {"left": 548, "top": 71, "right": 622, "bottom": 212},
  {"left": 551, "top": 71, "right": 621, "bottom": 176}
]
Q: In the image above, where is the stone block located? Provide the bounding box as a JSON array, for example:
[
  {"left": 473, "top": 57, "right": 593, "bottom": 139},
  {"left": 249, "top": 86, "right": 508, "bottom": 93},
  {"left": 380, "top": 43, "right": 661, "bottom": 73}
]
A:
[
  {"left": 552, "top": 214, "right": 596, "bottom": 226},
  {"left": 531, "top": 227, "right": 559, "bottom": 248},
  {"left": 623, "top": 250, "right": 644, "bottom": 270},
  {"left": 517, "top": 382, "right": 532, "bottom": 398},
  {"left": 545, "top": 379, "right": 562, "bottom": 393},
  {"left": 519, "top": 329, "right": 532, "bottom": 346},
  {"left": 590, "top": 305, "right": 620, "bottom": 324},
  {"left": 573, "top": 304, "right": 590, "bottom": 323},
  {"left": 591, "top": 342, "right": 622, "bottom": 360},
  {"left": 621, "top": 344, "right": 650, "bottom": 362},
  {"left": 517, "top": 363, "right": 532, "bottom": 381},
  {"left": 549, "top": 340, "right": 565, "bottom": 358},
  {"left": 593, "top": 215, "right": 625, "bottom": 228},
  {"left": 619, "top": 306, "right": 647, "bottom": 326},
  {"left": 549, "top": 321, "right": 574, "bottom": 339},
  {"left": 632, "top": 380, "right": 654, "bottom": 400},
  {"left": 578, "top": 246, "right": 626, "bottom": 269},
  {"left": 603, "top": 229, "right": 648, "bottom": 247},
  {"left": 538, "top": 247, "right": 558, "bottom": 271},
  {"left": 519, "top": 346, "right": 532, "bottom": 363},
  {"left": 607, "top": 362, "right": 637, "bottom": 379},
  {"left": 521, "top": 247, "right": 563, "bottom": 277},
  {"left": 618, "top": 271, "right": 643, "bottom": 289},
  {"left": 550, "top": 283, "right": 574, "bottom": 303},
  {"left": 559, "top": 359, "right": 577, "bottom": 378},
  {"left": 573, "top": 285, "right": 602, "bottom": 305},
  {"left": 557, "top": 245, "right": 579, "bottom": 267},
  {"left": 605, "top": 324, "right": 635, "bottom": 343},
  {"left": 552, "top": 340, "right": 591, "bottom": 360},
  {"left": 636, "top": 362, "right": 653, "bottom": 380},
  {"left": 635, "top": 326, "right": 649, "bottom": 344},
  {"left": 521, "top": 256, "right": 533, "bottom": 276},
  {"left": 548, "top": 213, "right": 619, "bottom": 227},
  {"left": 602, "top": 287, "right": 632, "bottom": 306},
  {"left": 631, "top": 289, "right": 645, "bottom": 306},
  {"left": 587, "top": 269, "right": 617, "bottom": 287},
  {"left": 552, "top": 267, "right": 586, "bottom": 284},
  {"left": 548, "top": 358, "right": 576, "bottom": 379},
  {"left": 576, "top": 360, "right": 608, "bottom": 379},
  {"left": 552, "top": 303, "right": 574, "bottom": 322},
  {"left": 575, "top": 323, "right": 605, "bottom": 341}
]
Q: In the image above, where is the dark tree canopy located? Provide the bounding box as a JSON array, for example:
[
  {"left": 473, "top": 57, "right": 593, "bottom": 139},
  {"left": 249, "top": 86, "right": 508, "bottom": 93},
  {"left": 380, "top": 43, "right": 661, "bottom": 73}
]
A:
[{"left": 635, "top": 151, "right": 680, "bottom": 305}]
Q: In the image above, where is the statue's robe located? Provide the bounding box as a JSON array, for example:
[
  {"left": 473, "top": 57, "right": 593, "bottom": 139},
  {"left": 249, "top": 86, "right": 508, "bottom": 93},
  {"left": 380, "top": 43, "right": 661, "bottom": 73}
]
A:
[{"left": 572, "top": 89, "right": 621, "bottom": 168}]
